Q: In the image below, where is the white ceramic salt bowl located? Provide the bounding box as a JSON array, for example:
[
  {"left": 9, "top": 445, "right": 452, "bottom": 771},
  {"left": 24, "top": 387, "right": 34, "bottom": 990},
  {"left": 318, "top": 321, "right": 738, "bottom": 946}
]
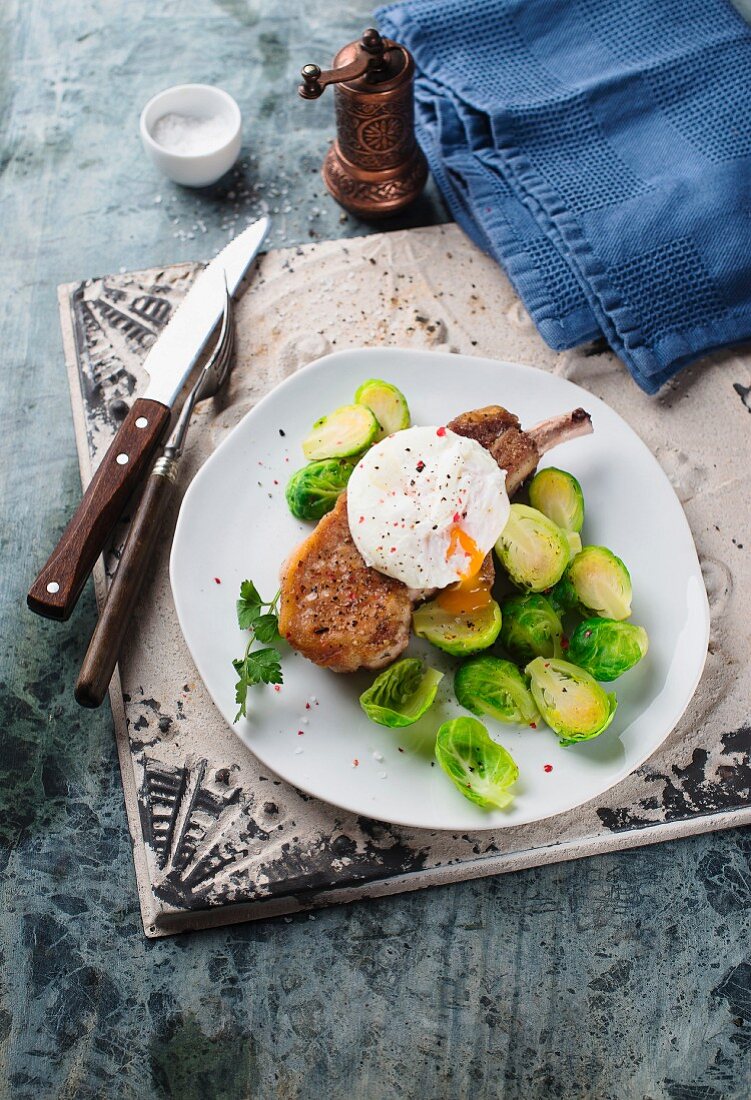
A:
[{"left": 140, "top": 84, "right": 242, "bottom": 187}]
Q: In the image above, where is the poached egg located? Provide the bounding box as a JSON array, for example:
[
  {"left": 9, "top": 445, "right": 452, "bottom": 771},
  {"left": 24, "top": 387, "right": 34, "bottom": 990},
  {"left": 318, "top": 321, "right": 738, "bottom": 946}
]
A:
[{"left": 347, "top": 425, "right": 510, "bottom": 592}]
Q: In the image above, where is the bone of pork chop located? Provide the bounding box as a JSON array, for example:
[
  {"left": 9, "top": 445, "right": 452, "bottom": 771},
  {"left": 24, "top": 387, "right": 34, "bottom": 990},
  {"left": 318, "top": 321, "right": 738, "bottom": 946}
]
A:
[
  {"left": 278, "top": 405, "right": 592, "bottom": 672},
  {"left": 448, "top": 405, "right": 592, "bottom": 496}
]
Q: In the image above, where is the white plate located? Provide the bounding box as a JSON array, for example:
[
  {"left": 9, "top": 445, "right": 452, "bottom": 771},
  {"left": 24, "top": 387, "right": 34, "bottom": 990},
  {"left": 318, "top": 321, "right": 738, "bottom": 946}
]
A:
[{"left": 170, "top": 348, "right": 709, "bottom": 831}]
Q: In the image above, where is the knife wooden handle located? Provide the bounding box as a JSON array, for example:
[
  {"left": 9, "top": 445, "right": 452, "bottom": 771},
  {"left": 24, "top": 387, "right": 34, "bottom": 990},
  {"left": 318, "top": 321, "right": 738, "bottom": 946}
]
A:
[
  {"left": 27, "top": 397, "right": 171, "bottom": 621},
  {"left": 75, "top": 461, "right": 176, "bottom": 708}
]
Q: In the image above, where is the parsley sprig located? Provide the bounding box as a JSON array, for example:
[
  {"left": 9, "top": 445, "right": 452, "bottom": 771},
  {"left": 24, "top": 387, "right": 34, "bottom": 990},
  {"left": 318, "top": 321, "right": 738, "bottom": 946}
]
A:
[{"left": 232, "top": 580, "right": 283, "bottom": 721}]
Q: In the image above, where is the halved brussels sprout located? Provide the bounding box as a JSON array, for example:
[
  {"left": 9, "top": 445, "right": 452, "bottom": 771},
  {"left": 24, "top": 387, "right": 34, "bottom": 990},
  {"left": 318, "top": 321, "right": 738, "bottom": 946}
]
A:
[
  {"left": 360, "top": 658, "right": 443, "bottom": 728},
  {"left": 494, "top": 504, "right": 570, "bottom": 592},
  {"left": 435, "top": 716, "right": 519, "bottom": 809},
  {"left": 454, "top": 655, "right": 539, "bottom": 725},
  {"left": 302, "top": 404, "right": 379, "bottom": 460},
  {"left": 569, "top": 618, "right": 649, "bottom": 682},
  {"left": 354, "top": 378, "right": 410, "bottom": 439},
  {"left": 529, "top": 467, "right": 585, "bottom": 533},
  {"left": 285, "top": 457, "right": 356, "bottom": 521},
  {"left": 412, "top": 596, "right": 502, "bottom": 656},
  {"left": 568, "top": 546, "right": 632, "bottom": 620},
  {"left": 499, "top": 593, "right": 563, "bottom": 663},
  {"left": 565, "top": 531, "right": 582, "bottom": 560},
  {"left": 525, "top": 657, "right": 617, "bottom": 745}
]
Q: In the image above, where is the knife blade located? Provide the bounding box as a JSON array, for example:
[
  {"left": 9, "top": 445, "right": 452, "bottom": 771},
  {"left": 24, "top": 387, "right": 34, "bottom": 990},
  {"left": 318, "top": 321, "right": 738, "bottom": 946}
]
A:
[
  {"left": 27, "top": 216, "right": 270, "bottom": 621},
  {"left": 140, "top": 216, "right": 269, "bottom": 405}
]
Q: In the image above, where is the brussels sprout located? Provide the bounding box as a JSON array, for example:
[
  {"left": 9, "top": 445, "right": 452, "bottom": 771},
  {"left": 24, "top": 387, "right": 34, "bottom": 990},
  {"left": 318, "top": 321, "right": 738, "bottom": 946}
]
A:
[
  {"left": 529, "top": 467, "right": 585, "bottom": 533},
  {"left": 499, "top": 594, "right": 564, "bottom": 663},
  {"left": 454, "top": 655, "right": 539, "bottom": 725},
  {"left": 285, "top": 458, "right": 356, "bottom": 521},
  {"left": 546, "top": 572, "right": 580, "bottom": 616},
  {"left": 435, "top": 716, "right": 519, "bottom": 809},
  {"left": 565, "top": 531, "right": 582, "bottom": 560},
  {"left": 360, "top": 658, "right": 443, "bottom": 728},
  {"left": 525, "top": 657, "right": 617, "bottom": 745},
  {"left": 494, "top": 504, "right": 570, "bottom": 592},
  {"left": 354, "top": 378, "right": 410, "bottom": 439},
  {"left": 302, "top": 404, "right": 379, "bottom": 460},
  {"left": 568, "top": 546, "right": 632, "bottom": 620},
  {"left": 412, "top": 596, "right": 502, "bottom": 656},
  {"left": 568, "top": 618, "right": 649, "bottom": 681}
]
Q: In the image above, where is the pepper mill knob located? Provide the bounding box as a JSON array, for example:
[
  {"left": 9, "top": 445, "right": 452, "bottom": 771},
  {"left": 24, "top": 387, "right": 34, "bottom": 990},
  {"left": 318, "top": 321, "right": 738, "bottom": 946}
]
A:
[
  {"left": 298, "top": 29, "right": 427, "bottom": 219},
  {"left": 299, "top": 64, "right": 323, "bottom": 100},
  {"left": 361, "top": 28, "right": 382, "bottom": 51}
]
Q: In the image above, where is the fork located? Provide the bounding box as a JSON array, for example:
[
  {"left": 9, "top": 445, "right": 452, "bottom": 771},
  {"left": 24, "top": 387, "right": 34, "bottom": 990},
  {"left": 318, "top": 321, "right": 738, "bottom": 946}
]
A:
[{"left": 75, "top": 284, "right": 235, "bottom": 708}]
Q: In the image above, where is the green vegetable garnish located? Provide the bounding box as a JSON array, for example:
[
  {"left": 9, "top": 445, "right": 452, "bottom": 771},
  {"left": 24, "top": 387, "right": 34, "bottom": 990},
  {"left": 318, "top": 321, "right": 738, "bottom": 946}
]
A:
[
  {"left": 412, "top": 596, "right": 502, "bottom": 656},
  {"left": 499, "top": 593, "right": 564, "bottom": 663},
  {"left": 285, "top": 457, "right": 356, "bottom": 521},
  {"left": 529, "top": 467, "right": 585, "bottom": 533},
  {"left": 546, "top": 572, "right": 579, "bottom": 615},
  {"left": 495, "top": 503, "right": 570, "bottom": 592},
  {"left": 454, "top": 655, "right": 539, "bottom": 725},
  {"left": 354, "top": 378, "right": 410, "bottom": 439},
  {"left": 302, "top": 404, "right": 379, "bottom": 460},
  {"left": 232, "top": 580, "right": 283, "bottom": 721},
  {"left": 568, "top": 618, "right": 649, "bottom": 681},
  {"left": 435, "top": 716, "right": 519, "bottom": 809},
  {"left": 359, "top": 657, "right": 443, "bottom": 728},
  {"left": 564, "top": 530, "right": 582, "bottom": 560},
  {"left": 525, "top": 657, "right": 617, "bottom": 745},
  {"left": 567, "top": 546, "right": 632, "bottom": 620}
]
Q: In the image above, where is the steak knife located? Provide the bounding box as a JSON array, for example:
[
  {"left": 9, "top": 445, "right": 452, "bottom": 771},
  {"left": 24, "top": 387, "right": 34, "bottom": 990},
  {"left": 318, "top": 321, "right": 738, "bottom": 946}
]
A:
[{"left": 27, "top": 216, "right": 270, "bottom": 620}]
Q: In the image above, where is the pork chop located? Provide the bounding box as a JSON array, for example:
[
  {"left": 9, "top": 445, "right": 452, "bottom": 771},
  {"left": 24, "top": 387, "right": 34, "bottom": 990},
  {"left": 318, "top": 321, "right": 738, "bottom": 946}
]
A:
[{"left": 448, "top": 405, "right": 591, "bottom": 495}]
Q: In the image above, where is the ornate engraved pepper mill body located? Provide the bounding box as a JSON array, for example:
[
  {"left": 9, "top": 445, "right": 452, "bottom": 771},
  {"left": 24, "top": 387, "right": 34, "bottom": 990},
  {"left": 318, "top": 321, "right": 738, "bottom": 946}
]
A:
[{"left": 299, "top": 28, "right": 427, "bottom": 219}]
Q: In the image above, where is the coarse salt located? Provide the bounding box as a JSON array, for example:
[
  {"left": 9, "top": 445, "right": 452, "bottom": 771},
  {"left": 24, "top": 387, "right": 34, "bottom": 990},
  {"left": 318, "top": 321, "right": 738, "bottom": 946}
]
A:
[{"left": 152, "top": 112, "right": 232, "bottom": 155}]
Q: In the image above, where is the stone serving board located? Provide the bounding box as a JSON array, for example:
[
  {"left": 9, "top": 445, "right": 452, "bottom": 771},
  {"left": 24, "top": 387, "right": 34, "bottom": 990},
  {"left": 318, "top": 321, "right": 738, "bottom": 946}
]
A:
[{"left": 58, "top": 223, "right": 750, "bottom": 937}]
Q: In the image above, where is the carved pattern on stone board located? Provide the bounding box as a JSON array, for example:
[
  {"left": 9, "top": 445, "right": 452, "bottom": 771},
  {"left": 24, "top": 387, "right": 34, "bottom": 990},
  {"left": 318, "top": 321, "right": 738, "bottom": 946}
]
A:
[{"left": 137, "top": 755, "right": 431, "bottom": 911}]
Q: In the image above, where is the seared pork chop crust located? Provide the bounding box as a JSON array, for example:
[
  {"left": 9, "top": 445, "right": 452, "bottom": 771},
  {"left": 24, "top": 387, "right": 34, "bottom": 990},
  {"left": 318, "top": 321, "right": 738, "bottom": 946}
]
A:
[
  {"left": 278, "top": 495, "right": 413, "bottom": 673},
  {"left": 449, "top": 406, "right": 541, "bottom": 496},
  {"left": 446, "top": 405, "right": 520, "bottom": 449}
]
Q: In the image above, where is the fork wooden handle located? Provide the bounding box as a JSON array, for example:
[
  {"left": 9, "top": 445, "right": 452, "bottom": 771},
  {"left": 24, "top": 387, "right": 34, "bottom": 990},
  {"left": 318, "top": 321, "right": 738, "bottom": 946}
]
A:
[
  {"left": 27, "top": 398, "right": 171, "bottom": 621},
  {"left": 75, "top": 459, "right": 177, "bottom": 708}
]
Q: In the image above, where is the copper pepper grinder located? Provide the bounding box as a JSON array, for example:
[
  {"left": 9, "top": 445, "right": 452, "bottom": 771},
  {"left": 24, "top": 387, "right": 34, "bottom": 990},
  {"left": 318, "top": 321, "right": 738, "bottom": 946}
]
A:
[{"left": 299, "top": 28, "right": 427, "bottom": 219}]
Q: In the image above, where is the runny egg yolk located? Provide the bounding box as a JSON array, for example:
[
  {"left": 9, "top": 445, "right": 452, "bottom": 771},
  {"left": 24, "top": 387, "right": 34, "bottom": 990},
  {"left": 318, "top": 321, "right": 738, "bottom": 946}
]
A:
[
  {"left": 445, "top": 525, "right": 486, "bottom": 579},
  {"left": 436, "top": 526, "right": 493, "bottom": 614},
  {"left": 436, "top": 573, "right": 493, "bottom": 614}
]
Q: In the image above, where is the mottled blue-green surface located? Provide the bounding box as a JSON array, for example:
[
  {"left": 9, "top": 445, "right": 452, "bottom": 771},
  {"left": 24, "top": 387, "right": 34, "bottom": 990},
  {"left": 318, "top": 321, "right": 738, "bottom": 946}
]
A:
[{"left": 1, "top": 2, "right": 749, "bottom": 1097}]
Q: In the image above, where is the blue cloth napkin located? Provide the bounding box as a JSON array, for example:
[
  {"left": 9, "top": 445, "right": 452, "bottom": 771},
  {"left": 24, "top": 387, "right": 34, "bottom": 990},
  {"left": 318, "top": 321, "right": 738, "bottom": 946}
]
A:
[{"left": 377, "top": 0, "right": 751, "bottom": 392}]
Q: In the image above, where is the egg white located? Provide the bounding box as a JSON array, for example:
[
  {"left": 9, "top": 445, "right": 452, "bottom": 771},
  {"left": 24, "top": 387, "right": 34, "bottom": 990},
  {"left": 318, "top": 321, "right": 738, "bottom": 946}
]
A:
[{"left": 347, "top": 425, "right": 510, "bottom": 590}]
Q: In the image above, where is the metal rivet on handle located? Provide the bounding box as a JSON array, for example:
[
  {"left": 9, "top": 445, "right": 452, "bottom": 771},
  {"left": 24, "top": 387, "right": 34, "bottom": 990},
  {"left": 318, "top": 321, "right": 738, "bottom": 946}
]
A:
[
  {"left": 116, "top": 453, "right": 129, "bottom": 465},
  {"left": 46, "top": 581, "right": 60, "bottom": 594},
  {"left": 135, "top": 417, "right": 148, "bottom": 429}
]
